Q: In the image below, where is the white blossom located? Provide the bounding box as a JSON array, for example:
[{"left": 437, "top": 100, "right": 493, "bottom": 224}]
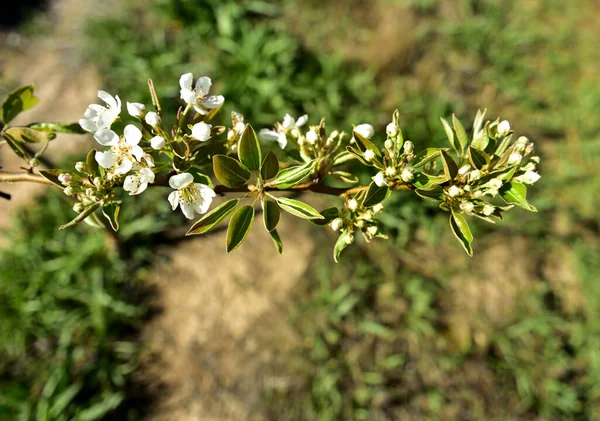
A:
[
  {"left": 331, "top": 218, "right": 343, "bottom": 231},
  {"left": 179, "top": 73, "right": 224, "bottom": 115},
  {"left": 123, "top": 167, "right": 155, "bottom": 195},
  {"left": 385, "top": 167, "right": 397, "bottom": 177},
  {"left": 372, "top": 171, "right": 387, "bottom": 187},
  {"left": 79, "top": 90, "right": 121, "bottom": 132},
  {"left": 400, "top": 168, "right": 413, "bottom": 182},
  {"left": 366, "top": 225, "right": 378, "bottom": 236},
  {"left": 447, "top": 185, "right": 462, "bottom": 197},
  {"left": 508, "top": 153, "right": 523, "bottom": 165},
  {"left": 373, "top": 203, "right": 384, "bottom": 213},
  {"left": 482, "top": 204, "right": 495, "bottom": 216},
  {"left": 94, "top": 124, "right": 145, "bottom": 175},
  {"left": 191, "top": 122, "right": 212, "bottom": 142},
  {"left": 305, "top": 129, "right": 319, "bottom": 145},
  {"left": 126, "top": 102, "right": 145, "bottom": 118},
  {"left": 460, "top": 201, "right": 474, "bottom": 213},
  {"left": 348, "top": 199, "right": 359, "bottom": 211},
  {"left": 515, "top": 171, "right": 541, "bottom": 185},
  {"left": 488, "top": 178, "right": 503, "bottom": 190},
  {"left": 167, "top": 172, "right": 215, "bottom": 220},
  {"left": 58, "top": 173, "right": 72, "bottom": 185},
  {"left": 145, "top": 112, "right": 161, "bottom": 127},
  {"left": 151, "top": 136, "right": 166, "bottom": 150},
  {"left": 458, "top": 165, "right": 471, "bottom": 176},
  {"left": 498, "top": 120, "right": 511, "bottom": 135},
  {"left": 364, "top": 149, "right": 375, "bottom": 161},
  {"left": 75, "top": 161, "right": 86, "bottom": 172}
]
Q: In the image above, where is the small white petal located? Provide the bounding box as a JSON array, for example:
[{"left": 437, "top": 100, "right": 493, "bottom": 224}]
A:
[
  {"left": 114, "top": 158, "right": 133, "bottom": 175},
  {"left": 179, "top": 73, "right": 194, "bottom": 91},
  {"left": 79, "top": 118, "right": 97, "bottom": 133},
  {"left": 95, "top": 151, "right": 116, "bottom": 168},
  {"left": 124, "top": 125, "right": 143, "bottom": 146},
  {"left": 259, "top": 129, "right": 280, "bottom": 141},
  {"left": 498, "top": 120, "right": 511, "bottom": 135},
  {"left": 277, "top": 132, "right": 287, "bottom": 149},
  {"left": 372, "top": 172, "right": 387, "bottom": 187},
  {"left": 169, "top": 172, "right": 194, "bottom": 189},
  {"left": 192, "top": 105, "right": 209, "bottom": 115},
  {"left": 97, "top": 90, "right": 117, "bottom": 110},
  {"left": 139, "top": 168, "right": 155, "bottom": 184},
  {"left": 180, "top": 88, "right": 197, "bottom": 105},
  {"left": 151, "top": 136, "right": 166, "bottom": 150},
  {"left": 202, "top": 95, "right": 224, "bottom": 109},
  {"left": 296, "top": 114, "right": 308, "bottom": 127},
  {"left": 94, "top": 129, "right": 119, "bottom": 146},
  {"left": 168, "top": 191, "right": 179, "bottom": 210},
  {"left": 130, "top": 145, "right": 145, "bottom": 161},
  {"left": 282, "top": 114, "right": 295, "bottom": 130},
  {"left": 196, "top": 183, "right": 216, "bottom": 199},
  {"left": 123, "top": 174, "right": 139, "bottom": 193},
  {"left": 145, "top": 112, "right": 161, "bottom": 126},
  {"left": 195, "top": 76, "right": 212, "bottom": 96},
  {"left": 83, "top": 107, "right": 98, "bottom": 119},
  {"left": 126, "top": 102, "right": 145, "bottom": 118},
  {"left": 306, "top": 129, "right": 318, "bottom": 144},
  {"left": 180, "top": 201, "right": 195, "bottom": 220}
]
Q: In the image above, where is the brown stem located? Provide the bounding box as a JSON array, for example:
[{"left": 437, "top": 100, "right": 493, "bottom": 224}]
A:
[{"left": 0, "top": 172, "right": 54, "bottom": 185}]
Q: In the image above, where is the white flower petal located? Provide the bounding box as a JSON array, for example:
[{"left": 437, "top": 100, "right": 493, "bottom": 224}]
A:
[
  {"left": 196, "top": 183, "right": 216, "bottom": 199},
  {"left": 126, "top": 102, "right": 145, "bottom": 118},
  {"left": 168, "top": 191, "right": 179, "bottom": 210},
  {"left": 97, "top": 90, "right": 117, "bottom": 109},
  {"left": 95, "top": 151, "right": 116, "bottom": 168},
  {"left": 191, "top": 122, "right": 212, "bottom": 142},
  {"left": 179, "top": 73, "right": 194, "bottom": 91},
  {"left": 180, "top": 201, "right": 195, "bottom": 220},
  {"left": 169, "top": 172, "right": 194, "bottom": 189},
  {"left": 277, "top": 132, "right": 287, "bottom": 149},
  {"left": 79, "top": 118, "right": 97, "bottom": 133},
  {"left": 282, "top": 114, "right": 295, "bottom": 130},
  {"left": 192, "top": 105, "right": 209, "bottom": 115},
  {"left": 94, "top": 129, "right": 119, "bottom": 146},
  {"left": 83, "top": 107, "right": 98, "bottom": 118},
  {"left": 180, "top": 88, "right": 197, "bottom": 105},
  {"left": 139, "top": 168, "right": 155, "bottom": 184},
  {"left": 123, "top": 174, "right": 139, "bottom": 193},
  {"left": 145, "top": 112, "right": 161, "bottom": 126},
  {"left": 124, "top": 124, "right": 142, "bottom": 146},
  {"left": 354, "top": 124, "right": 374, "bottom": 139},
  {"left": 202, "top": 95, "right": 224, "bottom": 109},
  {"left": 259, "top": 129, "right": 280, "bottom": 141},
  {"left": 296, "top": 114, "right": 308, "bottom": 127},
  {"left": 195, "top": 76, "right": 212, "bottom": 96},
  {"left": 114, "top": 158, "right": 133, "bottom": 175},
  {"left": 151, "top": 136, "right": 166, "bottom": 150},
  {"left": 130, "top": 145, "right": 145, "bottom": 161}
]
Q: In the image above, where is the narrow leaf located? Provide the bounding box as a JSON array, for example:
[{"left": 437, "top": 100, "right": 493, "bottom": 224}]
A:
[
  {"left": 187, "top": 198, "right": 239, "bottom": 235},
  {"left": 330, "top": 171, "right": 359, "bottom": 184},
  {"left": 467, "top": 146, "right": 489, "bottom": 170},
  {"left": 450, "top": 211, "right": 473, "bottom": 256},
  {"left": 226, "top": 205, "right": 255, "bottom": 253},
  {"left": 309, "top": 207, "right": 340, "bottom": 226},
  {"left": 102, "top": 203, "right": 120, "bottom": 231},
  {"left": 440, "top": 150, "right": 458, "bottom": 180},
  {"left": 2, "top": 133, "right": 28, "bottom": 159},
  {"left": 29, "top": 122, "right": 86, "bottom": 134},
  {"left": 440, "top": 117, "right": 456, "bottom": 152},
  {"left": 412, "top": 173, "right": 448, "bottom": 190},
  {"left": 269, "top": 228, "right": 283, "bottom": 254},
  {"left": 60, "top": 205, "right": 100, "bottom": 230},
  {"left": 412, "top": 148, "right": 442, "bottom": 168},
  {"left": 277, "top": 197, "right": 324, "bottom": 219},
  {"left": 415, "top": 188, "right": 444, "bottom": 202},
  {"left": 273, "top": 161, "right": 313, "bottom": 189},
  {"left": 362, "top": 182, "right": 390, "bottom": 208},
  {"left": 452, "top": 114, "right": 468, "bottom": 152},
  {"left": 4, "top": 127, "right": 56, "bottom": 143},
  {"left": 260, "top": 151, "right": 279, "bottom": 180},
  {"left": 213, "top": 154, "right": 250, "bottom": 187},
  {"left": 262, "top": 198, "right": 280, "bottom": 231},
  {"left": 353, "top": 131, "right": 381, "bottom": 157},
  {"left": 238, "top": 124, "right": 262, "bottom": 171},
  {"left": 86, "top": 149, "right": 100, "bottom": 176},
  {"left": 334, "top": 229, "right": 353, "bottom": 263}
]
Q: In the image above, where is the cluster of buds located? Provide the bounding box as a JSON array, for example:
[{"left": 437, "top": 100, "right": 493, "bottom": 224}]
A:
[{"left": 330, "top": 196, "right": 387, "bottom": 248}]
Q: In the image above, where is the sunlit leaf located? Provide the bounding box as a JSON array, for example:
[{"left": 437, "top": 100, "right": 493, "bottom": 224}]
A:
[
  {"left": 213, "top": 154, "right": 250, "bottom": 187},
  {"left": 226, "top": 205, "right": 255, "bottom": 253},
  {"left": 238, "top": 124, "right": 262, "bottom": 171},
  {"left": 277, "top": 197, "right": 324, "bottom": 219},
  {"left": 187, "top": 199, "right": 240, "bottom": 235}
]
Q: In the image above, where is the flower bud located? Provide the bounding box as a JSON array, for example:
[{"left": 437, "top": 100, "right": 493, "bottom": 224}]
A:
[
  {"left": 384, "top": 139, "right": 394, "bottom": 151},
  {"left": 460, "top": 201, "right": 474, "bottom": 213},
  {"left": 306, "top": 129, "right": 318, "bottom": 144},
  {"left": 447, "top": 185, "right": 462, "bottom": 197},
  {"left": 145, "top": 111, "right": 161, "bottom": 126},
  {"left": 403, "top": 141, "right": 414, "bottom": 154},
  {"left": 354, "top": 124, "right": 374, "bottom": 139},
  {"left": 508, "top": 153, "right": 523, "bottom": 165},
  {"left": 373, "top": 203, "right": 384, "bottom": 213},
  {"left": 192, "top": 122, "right": 212, "bottom": 142},
  {"left": 151, "top": 135, "right": 166, "bottom": 149},
  {"left": 482, "top": 204, "right": 495, "bottom": 216},
  {"left": 344, "top": 233, "right": 355, "bottom": 245},
  {"left": 366, "top": 225, "right": 378, "bottom": 236},
  {"left": 85, "top": 188, "right": 95, "bottom": 197},
  {"left": 530, "top": 156, "right": 540, "bottom": 164},
  {"left": 372, "top": 172, "right": 387, "bottom": 187},
  {"left": 58, "top": 173, "right": 72, "bottom": 185},
  {"left": 488, "top": 178, "right": 503, "bottom": 190},
  {"left": 363, "top": 149, "right": 375, "bottom": 161},
  {"left": 386, "top": 122, "right": 398, "bottom": 137},
  {"left": 63, "top": 186, "right": 74, "bottom": 196},
  {"left": 498, "top": 120, "right": 511, "bottom": 136},
  {"left": 516, "top": 171, "right": 541, "bottom": 185},
  {"left": 331, "top": 218, "right": 343, "bottom": 231},
  {"left": 93, "top": 177, "right": 102, "bottom": 187},
  {"left": 400, "top": 168, "right": 413, "bottom": 182},
  {"left": 525, "top": 143, "right": 534, "bottom": 156},
  {"left": 385, "top": 166, "right": 397, "bottom": 177},
  {"left": 127, "top": 102, "right": 146, "bottom": 118},
  {"left": 75, "top": 161, "right": 86, "bottom": 172},
  {"left": 356, "top": 220, "right": 365, "bottom": 228},
  {"left": 458, "top": 165, "right": 471, "bottom": 176},
  {"left": 348, "top": 199, "right": 359, "bottom": 211}
]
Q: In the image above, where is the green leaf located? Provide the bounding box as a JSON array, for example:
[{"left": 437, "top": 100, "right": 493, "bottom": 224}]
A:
[
  {"left": 187, "top": 199, "right": 239, "bottom": 235},
  {"left": 238, "top": 124, "right": 262, "bottom": 171},
  {"left": 277, "top": 197, "right": 324, "bottom": 219},
  {"left": 4, "top": 127, "right": 56, "bottom": 143},
  {"left": 440, "top": 150, "right": 458, "bottom": 180},
  {"left": 450, "top": 211, "right": 473, "bottom": 256},
  {"left": 499, "top": 182, "right": 537, "bottom": 212},
  {"left": 333, "top": 229, "right": 353, "bottom": 263},
  {"left": 86, "top": 149, "right": 100, "bottom": 176},
  {"left": 330, "top": 171, "right": 359, "bottom": 184},
  {"left": 1, "top": 85, "right": 39, "bottom": 124},
  {"left": 273, "top": 161, "right": 314, "bottom": 189},
  {"left": 452, "top": 114, "right": 468, "bottom": 153},
  {"left": 29, "top": 121, "right": 86, "bottom": 134},
  {"left": 213, "top": 154, "right": 250, "bottom": 187},
  {"left": 412, "top": 148, "right": 442, "bottom": 168},
  {"left": 362, "top": 182, "right": 390, "bottom": 208},
  {"left": 260, "top": 151, "right": 279, "bottom": 180},
  {"left": 412, "top": 173, "right": 448, "bottom": 190},
  {"left": 2, "top": 132, "right": 28, "bottom": 159},
  {"left": 309, "top": 207, "right": 340, "bottom": 226},
  {"left": 60, "top": 205, "right": 100, "bottom": 230},
  {"left": 269, "top": 229, "right": 283, "bottom": 254},
  {"left": 352, "top": 131, "right": 381, "bottom": 157},
  {"left": 331, "top": 151, "right": 355, "bottom": 165},
  {"left": 440, "top": 117, "right": 457, "bottom": 152},
  {"left": 49, "top": 382, "right": 82, "bottom": 418},
  {"left": 467, "top": 146, "right": 489, "bottom": 170},
  {"left": 262, "top": 198, "right": 280, "bottom": 231},
  {"left": 226, "top": 205, "right": 255, "bottom": 253},
  {"left": 415, "top": 187, "right": 444, "bottom": 202},
  {"left": 102, "top": 203, "right": 120, "bottom": 231}
]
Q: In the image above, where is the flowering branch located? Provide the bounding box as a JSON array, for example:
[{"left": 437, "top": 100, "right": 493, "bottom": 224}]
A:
[{"left": 0, "top": 78, "right": 542, "bottom": 260}]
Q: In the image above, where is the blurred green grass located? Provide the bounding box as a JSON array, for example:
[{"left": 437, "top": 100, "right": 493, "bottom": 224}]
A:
[{"left": 1, "top": 0, "right": 599, "bottom": 419}]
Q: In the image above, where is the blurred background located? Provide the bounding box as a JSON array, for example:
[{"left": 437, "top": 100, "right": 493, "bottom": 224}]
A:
[{"left": 1, "top": 0, "right": 599, "bottom": 419}]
